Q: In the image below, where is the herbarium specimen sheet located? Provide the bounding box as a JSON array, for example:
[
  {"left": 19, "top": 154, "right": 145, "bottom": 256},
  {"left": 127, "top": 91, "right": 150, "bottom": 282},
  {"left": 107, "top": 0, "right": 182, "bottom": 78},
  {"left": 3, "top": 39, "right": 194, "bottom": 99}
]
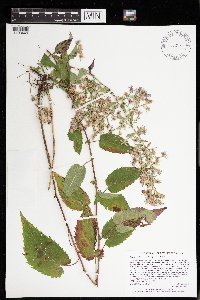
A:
[{"left": 6, "top": 25, "right": 196, "bottom": 297}]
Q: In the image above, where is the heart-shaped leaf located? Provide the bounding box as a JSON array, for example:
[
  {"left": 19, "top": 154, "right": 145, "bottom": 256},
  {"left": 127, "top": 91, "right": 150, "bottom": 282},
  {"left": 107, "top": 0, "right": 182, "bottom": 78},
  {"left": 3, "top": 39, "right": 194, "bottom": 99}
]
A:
[{"left": 20, "top": 212, "right": 71, "bottom": 278}]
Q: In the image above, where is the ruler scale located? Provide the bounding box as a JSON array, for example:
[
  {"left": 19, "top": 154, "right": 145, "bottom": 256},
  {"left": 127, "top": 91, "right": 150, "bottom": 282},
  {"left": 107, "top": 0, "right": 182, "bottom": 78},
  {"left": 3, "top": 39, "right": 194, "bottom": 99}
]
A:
[{"left": 11, "top": 8, "right": 106, "bottom": 23}]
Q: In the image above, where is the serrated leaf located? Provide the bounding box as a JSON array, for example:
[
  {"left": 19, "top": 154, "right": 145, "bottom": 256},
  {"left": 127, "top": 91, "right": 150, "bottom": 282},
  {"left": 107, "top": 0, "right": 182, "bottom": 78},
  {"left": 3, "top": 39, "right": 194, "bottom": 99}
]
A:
[
  {"left": 113, "top": 207, "right": 167, "bottom": 234},
  {"left": 75, "top": 218, "right": 96, "bottom": 260},
  {"left": 54, "top": 54, "right": 70, "bottom": 81},
  {"left": 40, "top": 54, "right": 56, "bottom": 68},
  {"left": 99, "top": 133, "right": 131, "bottom": 154},
  {"left": 95, "top": 192, "right": 129, "bottom": 212},
  {"left": 102, "top": 218, "right": 116, "bottom": 239},
  {"left": 68, "top": 44, "right": 78, "bottom": 59},
  {"left": 54, "top": 172, "right": 90, "bottom": 211},
  {"left": 106, "top": 167, "right": 140, "bottom": 193},
  {"left": 20, "top": 212, "right": 71, "bottom": 278},
  {"left": 63, "top": 164, "right": 86, "bottom": 196},
  {"left": 55, "top": 36, "right": 73, "bottom": 54},
  {"left": 102, "top": 218, "right": 133, "bottom": 248},
  {"left": 102, "top": 207, "right": 166, "bottom": 247},
  {"left": 68, "top": 130, "right": 83, "bottom": 154},
  {"left": 106, "top": 229, "right": 133, "bottom": 247}
]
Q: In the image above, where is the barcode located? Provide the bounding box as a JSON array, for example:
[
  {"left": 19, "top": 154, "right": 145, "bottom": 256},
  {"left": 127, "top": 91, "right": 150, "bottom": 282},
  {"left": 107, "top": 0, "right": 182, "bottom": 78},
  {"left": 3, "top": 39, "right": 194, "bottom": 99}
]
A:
[{"left": 12, "top": 26, "right": 29, "bottom": 34}]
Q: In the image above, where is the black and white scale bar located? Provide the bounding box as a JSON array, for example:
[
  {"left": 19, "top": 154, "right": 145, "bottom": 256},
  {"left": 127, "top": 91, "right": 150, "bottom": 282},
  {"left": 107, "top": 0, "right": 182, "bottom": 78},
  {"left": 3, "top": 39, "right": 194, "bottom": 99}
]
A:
[{"left": 11, "top": 8, "right": 81, "bottom": 23}]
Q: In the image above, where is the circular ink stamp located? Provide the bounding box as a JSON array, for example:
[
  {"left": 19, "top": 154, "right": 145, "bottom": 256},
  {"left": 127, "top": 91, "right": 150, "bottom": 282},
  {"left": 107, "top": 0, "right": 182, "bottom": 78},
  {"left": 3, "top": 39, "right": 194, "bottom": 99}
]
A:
[{"left": 161, "top": 30, "right": 191, "bottom": 60}]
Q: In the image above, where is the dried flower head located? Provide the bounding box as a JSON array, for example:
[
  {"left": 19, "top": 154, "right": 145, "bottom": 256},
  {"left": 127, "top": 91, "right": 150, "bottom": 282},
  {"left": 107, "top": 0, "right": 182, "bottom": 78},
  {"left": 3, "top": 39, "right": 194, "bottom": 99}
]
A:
[
  {"left": 127, "top": 128, "right": 166, "bottom": 206},
  {"left": 76, "top": 40, "right": 84, "bottom": 60}
]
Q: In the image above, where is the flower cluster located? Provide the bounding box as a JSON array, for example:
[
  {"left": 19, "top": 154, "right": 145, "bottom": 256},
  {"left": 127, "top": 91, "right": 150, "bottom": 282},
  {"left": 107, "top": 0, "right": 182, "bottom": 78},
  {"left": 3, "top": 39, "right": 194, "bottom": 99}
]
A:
[
  {"left": 70, "top": 82, "right": 166, "bottom": 206},
  {"left": 29, "top": 35, "right": 166, "bottom": 207},
  {"left": 70, "top": 96, "right": 116, "bottom": 138},
  {"left": 110, "top": 87, "right": 153, "bottom": 134},
  {"left": 127, "top": 128, "right": 167, "bottom": 206},
  {"left": 67, "top": 83, "right": 87, "bottom": 108},
  {"left": 76, "top": 40, "right": 84, "bottom": 60},
  {"left": 70, "top": 84, "right": 153, "bottom": 138},
  {"left": 39, "top": 106, "right": 52, "bottom": 124},
  {"left": 68, "top": 75, "right": 111, "bottom": 109},
  {"left": 69, "top": 74, "right": 117, "bottom": 137}
]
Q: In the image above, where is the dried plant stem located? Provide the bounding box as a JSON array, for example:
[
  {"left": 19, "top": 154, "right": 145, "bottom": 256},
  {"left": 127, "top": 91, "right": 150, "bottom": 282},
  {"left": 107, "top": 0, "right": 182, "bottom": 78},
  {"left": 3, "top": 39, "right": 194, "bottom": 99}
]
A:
[
  {"left": 37, "top": 100, "right": 96, "bottom": 286},
  {"left": 83, "top": 127, "right": 101, "bottom": 286},
  {"left": 83, "top": 129, "right": 98, "bottom": 196},
  {"left": 47, "top": 92, "right": 55, "bottom": 190}
]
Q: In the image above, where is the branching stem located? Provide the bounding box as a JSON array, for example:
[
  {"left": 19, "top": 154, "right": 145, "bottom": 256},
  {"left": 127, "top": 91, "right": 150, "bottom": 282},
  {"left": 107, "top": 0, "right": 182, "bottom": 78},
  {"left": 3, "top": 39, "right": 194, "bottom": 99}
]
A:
[
  {"left": 37, "top": 94, "right": 96, "bottom": 286},
  {"left": 47, "top": 92, "right": 56, "bottom": 189},
  {"left": 83, "top": 127, "right": 101, "bottom": 286}
]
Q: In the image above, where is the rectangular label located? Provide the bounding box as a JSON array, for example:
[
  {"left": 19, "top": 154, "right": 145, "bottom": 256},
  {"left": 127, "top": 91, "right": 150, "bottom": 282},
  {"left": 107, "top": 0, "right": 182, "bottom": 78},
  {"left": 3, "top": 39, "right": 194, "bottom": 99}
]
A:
[
  {"left": 127, "top": 251, "right": 197, "bottom": 297},
  {"left": 81, "top": 9, "right": 106, "bottom": 23}
]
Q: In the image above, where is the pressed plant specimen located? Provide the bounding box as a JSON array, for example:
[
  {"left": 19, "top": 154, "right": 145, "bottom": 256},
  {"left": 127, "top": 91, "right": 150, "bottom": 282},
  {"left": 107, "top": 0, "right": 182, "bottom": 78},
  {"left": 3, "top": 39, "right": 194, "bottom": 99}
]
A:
[{"left": 20, "top": 32, "right": 167, "bottom": 286}]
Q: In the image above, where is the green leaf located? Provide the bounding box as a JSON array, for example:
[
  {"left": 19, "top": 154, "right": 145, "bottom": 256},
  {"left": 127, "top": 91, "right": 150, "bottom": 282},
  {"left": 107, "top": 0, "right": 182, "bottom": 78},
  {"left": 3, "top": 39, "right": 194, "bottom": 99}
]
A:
[
  {"left": 40, "top": 54, "right": 56, "bottom": 68},
  {"left": 99, "top": 133, "right": 131, "bottom": 154},
  {"left": 106, "top": 167, "right": 140, "bottom": 193},
  {"left": 105, "top": 229, "right": 133, "bottom": 247},
  {"left": 95, "top": 192, "right": 129, "bottom": 212},
  {"left": 54, "top": 54, "right": 70, "bottom": 81},
  {"left": 68, "top": 130, "right": 83, "bottom": 154},
  {"left": 20, "top": 212, "right": 71, "bottom": 278},
  {"left": 63, "top": 164, "right": 86, "bottom": 196},
  {"left": 102, "top": 218, "right": 133, "bottom": 248},
  {"left": 69, "top": 69, "right": 87, "bottom": 84},
  {"left": 54, "top": 172, "right": 90, "bottom": 211},
  {"left": 55, "top": 37, "right": 73, "bottom": 54},
  {"left": 102, "top": 218, "right": 116, "bottom": 239},
  {"left": 78, "top": 68, "right": 87, "bottom": 79},
  {"left": 70, "top": 72, "right": 80, "bottom": 84},
  {"left": 113, "top": 207, "right": 167, "bottom": 234},
  {"left": 101, "top": 207, "right": 167, "bottom": 247},
  {"left": 75, "top": 218, "right": 96, "bottom": 260},
  {"left": 81, "top": 206, "right": 93, "bottom": 218},
  {"left": 68, "top": 44, "right": 78, "bottom": 59}
]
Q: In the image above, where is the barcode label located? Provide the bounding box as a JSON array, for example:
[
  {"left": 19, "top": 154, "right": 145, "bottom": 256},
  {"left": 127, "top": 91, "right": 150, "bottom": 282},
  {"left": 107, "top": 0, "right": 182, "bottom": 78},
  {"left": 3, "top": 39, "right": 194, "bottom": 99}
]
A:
[{"left": 12, "top": 25, "right": 29, "bottom": 34}]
